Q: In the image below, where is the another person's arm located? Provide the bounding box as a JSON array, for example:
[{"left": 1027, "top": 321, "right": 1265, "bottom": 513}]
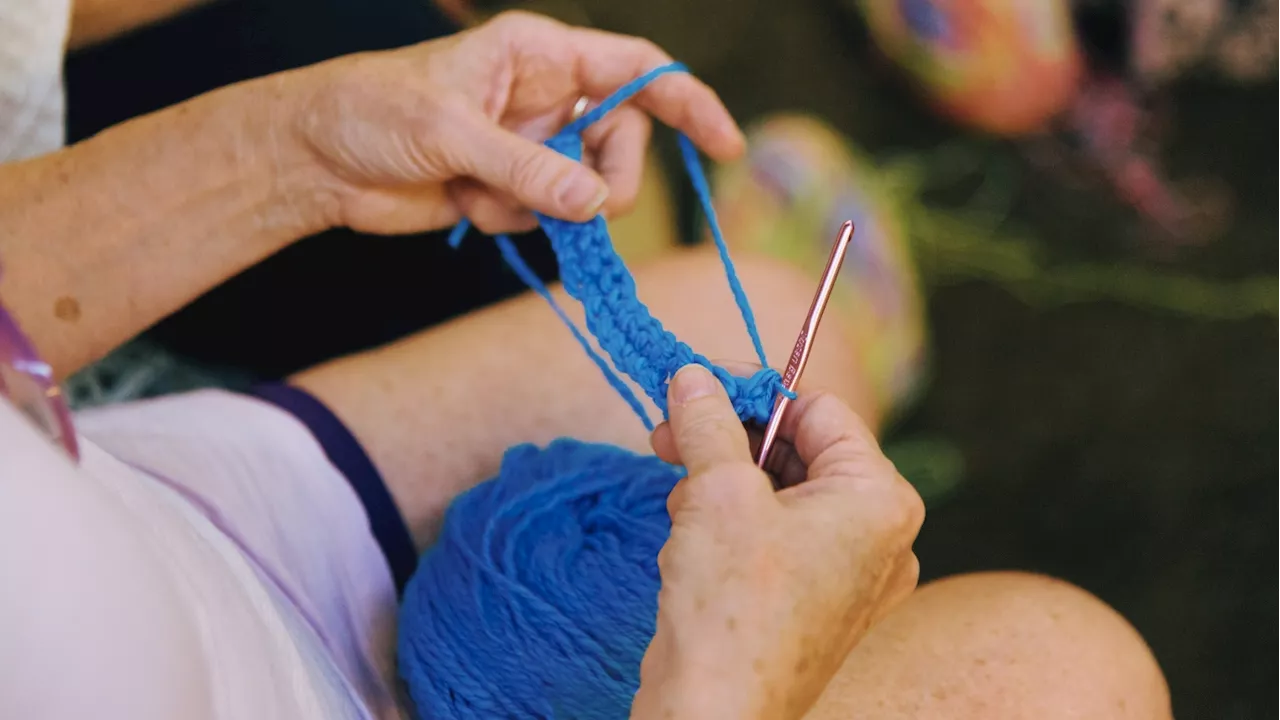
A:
[{"left": 0, "top": 11, "right": 744, "bottom": 379}]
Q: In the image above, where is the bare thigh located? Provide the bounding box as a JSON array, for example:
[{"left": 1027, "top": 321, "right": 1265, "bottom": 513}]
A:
[{"left": 806, "top": 571, "right": 1173, "bottom": 720}]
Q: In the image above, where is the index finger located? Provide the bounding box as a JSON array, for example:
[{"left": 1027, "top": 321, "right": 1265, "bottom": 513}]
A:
[
  {"left": 710, "top": 360, "right": 879, "bottom": 468},
  {"left": 710, "top": 361, "right": 882, "bottom": 486},
  {"left": 776, "top": 391, "right": 883, "bottom": 479},
  {"left": 566, "top": 28, "right": 746, "bottom": 161}
]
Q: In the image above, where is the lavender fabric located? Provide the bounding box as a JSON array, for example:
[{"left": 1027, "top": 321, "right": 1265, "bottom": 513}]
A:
[{"left": 251, "top": 383, "right": 417, "bottom": 593}]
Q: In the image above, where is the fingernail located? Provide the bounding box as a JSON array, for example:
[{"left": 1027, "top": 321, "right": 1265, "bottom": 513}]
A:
[
  {"left": 556, "top": 168, "right": 608, "bottom": 217},
  {"left": 671, "top": 364, "right": 719, "bottom": 405}
]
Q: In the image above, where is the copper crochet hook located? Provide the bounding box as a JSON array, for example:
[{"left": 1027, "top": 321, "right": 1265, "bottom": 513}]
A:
[{"left": 755, "top": 220, "right": 856, "bottom": 469}]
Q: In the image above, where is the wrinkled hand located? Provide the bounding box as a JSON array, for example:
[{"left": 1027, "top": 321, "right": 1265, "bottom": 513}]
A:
[
  {"left": 293, "top": 10, "right": 744, "bottom": 235},
  {"left": 631, "top": 364, "right": 923, "bottom": 720}
]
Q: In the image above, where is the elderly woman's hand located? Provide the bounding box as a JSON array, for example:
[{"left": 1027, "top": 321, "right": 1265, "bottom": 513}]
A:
[
  {"left": 630, "top": 364, "right": 923, "bottom": 720},
  {"left": 290, "top": 10, "right": 745, "bottom": 236}
]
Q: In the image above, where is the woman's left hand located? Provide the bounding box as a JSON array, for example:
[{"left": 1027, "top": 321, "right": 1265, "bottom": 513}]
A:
[{"left": 290, "top": 10, "right": 745, "bottom": 236}]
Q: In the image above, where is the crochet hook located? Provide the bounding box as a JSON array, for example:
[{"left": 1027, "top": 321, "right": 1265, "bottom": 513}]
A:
[{"left": 755, "top": 220, "right": 856, "bottom": 470}]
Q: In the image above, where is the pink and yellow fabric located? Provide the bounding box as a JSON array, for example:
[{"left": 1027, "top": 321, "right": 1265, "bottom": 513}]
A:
[
  {"left": 712, "top": 115, "right": 928, "bottom": 422},
  {"left": 857, "top": 0, "right": 1083, "bottom": 134}
]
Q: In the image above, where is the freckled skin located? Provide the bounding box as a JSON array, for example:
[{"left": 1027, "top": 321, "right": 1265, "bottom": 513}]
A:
[
  {"left": 795, "top": 656, "right": 810, "bottom": 675},
  {"left": 802, "top": 572, "right": 1172, "bottom": 720}
]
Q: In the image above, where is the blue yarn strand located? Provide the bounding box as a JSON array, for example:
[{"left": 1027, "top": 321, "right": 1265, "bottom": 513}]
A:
[
  {"left": 494, "top": 234, "right": 654, "bottom": 430},
  {"left": 674, "top": 133, "right": 771, "bottom": 372},
  {"left": 447, "top": 62, "right": 790, "bottom": 424}
]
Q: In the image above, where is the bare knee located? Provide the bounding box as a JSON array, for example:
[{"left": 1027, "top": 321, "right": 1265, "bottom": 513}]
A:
[{"left": 808, "top": 571, "right": 1172, "bottom": 720}]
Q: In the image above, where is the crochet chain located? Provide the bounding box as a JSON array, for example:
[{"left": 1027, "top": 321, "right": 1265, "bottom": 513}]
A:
[{"left": 448, "top": 63, "right": 792, "bottom": 430}]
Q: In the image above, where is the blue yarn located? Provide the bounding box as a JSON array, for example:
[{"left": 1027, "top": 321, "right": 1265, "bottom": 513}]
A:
[
  {"left": 493, "top": 235, "right": 655, "bottom": 428},
  {"left": 400, "top": 64, "right": 793, "bottom": 719},
  {"left": 400, "top": 440, "right": 682, "bottom": 718}
]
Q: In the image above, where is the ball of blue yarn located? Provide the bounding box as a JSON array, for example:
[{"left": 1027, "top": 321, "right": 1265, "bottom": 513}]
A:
[{"left": 398, "top": 439, "right": 683, "bottom": 719}]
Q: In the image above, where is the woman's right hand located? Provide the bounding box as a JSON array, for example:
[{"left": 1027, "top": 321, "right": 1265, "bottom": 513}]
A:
[
  {"left": 284, "top": 10, "right": 744, "bottom": 237},
  {"left": 632, "top": 364, "right": 924, "bottom": 720}
]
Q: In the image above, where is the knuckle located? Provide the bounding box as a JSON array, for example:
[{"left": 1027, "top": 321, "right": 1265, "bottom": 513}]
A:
[
  {"left": 625, "top": 107, "right": 655, "bottom": 142},
  {"left": 654, "top": 541, "right": 690, "bottom": 587},
  {"left": 603, "top": 190, "right": 638, "bottom": 218},
  {"left": 508, "top": 212, "right": 539, "bottom": 232},
  {"left": 507, "top": 149, "right": 553, "bottom": 195},
  {"left": 823, "top": 457, "right": 870, "bottom": 486},
  {"left": 655, "top": 540, "right": 674, "bottom": 570},
  {"left": 892, "top": 475, "right": 926, "bottom": 533},
  {"left": 675, "top": 409, "right": 738, "bottom": 448},
  {"left": 873, "top": 481, "right": 924, "bottom": 544},
  {"left": 812, "top": 390, "right": 878, "bottom": 446},
  {"left": 486, "top": 9, "right": 548, "bottom": 33},
  {"left": 903, "top": 553, "right": 921, "bottom": 589},
  {"left": 480, "top": 10, "right": 566, "bottom": 50},
  {"left": 467, "top": 199, "right": 535, "bottom": 234},
  {"left": 665, "top": 478, "right": 689, "bottom": 518},
  {"left": 420, "top": 98, "right": 458, "bottom": 141},
  {"left": 841, "top": 470, "right": 923, "bottom": 542},
  {"left": 417, "top": 99, "right": 472, "bottom": 171},
  {"left": 634, "top": 37, "right": 671, "bottom": 64},
  {"left": 460, "top": 192, "right": 507, "bottom": 233},
  {"left": 469, "top": 210, "right": 506, "bottom": 234},
  {"left": 807, "top": 389, "right": 845, "bottom": 409}
]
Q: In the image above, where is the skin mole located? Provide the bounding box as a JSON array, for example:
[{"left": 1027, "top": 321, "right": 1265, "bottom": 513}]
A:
[{"left": 53, "top": 296, "right": 81, "bottom": 323}]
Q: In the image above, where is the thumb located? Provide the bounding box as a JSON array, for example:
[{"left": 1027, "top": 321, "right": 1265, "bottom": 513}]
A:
[
  {"left": 450, "top": 116, "right": 609, "bottom": 221},
  {"left": 666, "top": 364, "right": 754, "bottom": 476}
]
